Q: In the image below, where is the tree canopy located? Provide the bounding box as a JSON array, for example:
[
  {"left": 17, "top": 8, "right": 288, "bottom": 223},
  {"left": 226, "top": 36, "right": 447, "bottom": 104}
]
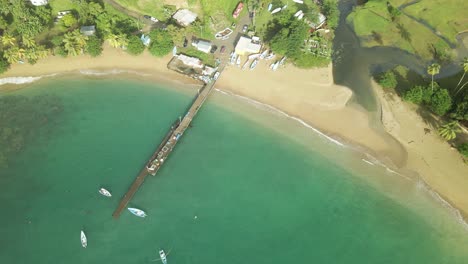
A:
[
  {"left": 148, "top": 29, "right": 173, "bottom": 57},
  {"left": 126, "top": 35, "right": 145, "bottom": 56}
]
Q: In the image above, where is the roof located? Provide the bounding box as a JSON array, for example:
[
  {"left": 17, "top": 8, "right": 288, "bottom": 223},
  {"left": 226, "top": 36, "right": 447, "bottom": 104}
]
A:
[
  {"left": 196, "top": 40, "right": 212, "bottom": 53},
  {"left": 177, "top": 54, "right": 203, "bottom": 68},
  {"left": 80, "top": 25, "right": 96, "bottom": 36},
  {"left": 140, "top": 34, "right": 151, "bottom": 46},
  {"left": 172, "top": 9, "right": 197, "bottom": 26},
  {"left": 235, "top": 36, "right": 262, "bottom": 55}
]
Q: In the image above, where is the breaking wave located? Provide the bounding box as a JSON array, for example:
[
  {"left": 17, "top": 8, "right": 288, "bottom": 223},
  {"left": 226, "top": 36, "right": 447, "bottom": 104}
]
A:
[{"left": 0, "top": 74, "right": 56, "bottom": 86}]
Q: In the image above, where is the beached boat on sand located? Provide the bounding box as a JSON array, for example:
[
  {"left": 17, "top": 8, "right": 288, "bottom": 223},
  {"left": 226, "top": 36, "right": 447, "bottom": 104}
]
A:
[
  {"left": 128, "top": 207, "right": 147, "bottom": 217},
  {"left": 250, "top": 59, "right": 258, "bottom": 70},
  {"left": 248, "top": 53, "right": 260, "bottom": 60},
  {"left": 242, "top": 59, "right": 250, "bottom": 70},
  {"left": 214, "top": 28, "right": 233, "bottom": 40},
  {"left": 265, "top": 52, "right": 275, "bottom": 60},
  {"left": 99, "top": 187, "right": 112, "bottom": 197},
  {"left": 236, "top": 56, "right": 241, "bottom": 67},
  {"left": 270, "top": 61, "right": 280, "bottom": 71},
  {"left": 260, "top": 50, "right": 269, "bottom": 59},
  {"left": 80, "top": 230, "right": 87, "bottom": 248}
]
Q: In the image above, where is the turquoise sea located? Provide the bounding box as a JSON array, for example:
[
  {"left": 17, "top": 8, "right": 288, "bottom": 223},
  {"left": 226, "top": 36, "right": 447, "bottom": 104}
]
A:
[{"left": 0, "top": 76, "right": 467, "bottom": 263}]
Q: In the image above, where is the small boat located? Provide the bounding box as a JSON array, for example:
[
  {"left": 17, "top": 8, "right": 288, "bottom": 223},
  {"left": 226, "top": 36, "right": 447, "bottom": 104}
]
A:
[
  {"left": 260, "top": 50, "right": 269, "bottom": 59},
  {"left": 267, "top": 3, "right": 272, "bottom": 11},
  {"left": 159, "top": 249, "right": 168, "bottom": 264},
  {"left": 294, "top": 10, "right": 303, "bottom": 17},
  {"left": 236, "top": 56, "right": 241, "bottom": 67},
  {"left": 172, "top": 46, "right": 177, "bottom": 56},
  {"left": 293, "top": 0, "right": 304, "bottom": 4},
  {"left": 214, "top": 28, "right": 233, "bottom": 40},
  {"left": 99, "top": 188, "right": 112, "bottom": 197},
  {"left": 297, "top": 13, "right": 304, "bottom": 20},
  {"left": 242, "top": 59, "right": 250, "bottom": 70},
  {"left": 250, "top": 59, "right": 258, "bottom": 70},
  {"left": 80, "top": 230, "right": 87, "bottom": 248},
  {"left": 271, "top": 7, "right": 281, "bottom": 14},
  {"left": 128, "top": 207, "right": 147, "bottom": 218},
  {"left": 282, "top": 5, "right": 287, "bottom": 10},
  {"left": 279, "top": 56, "right": 287, "bottom": 65},
  {"left": 265, "top": 52, "right": 275, "bottom": 60},
  {"left": 271, "top": 61, "right": 280, "bottom": 71},
  {"left": 248, "top": 53, "right": 260, "bottom": 60}
]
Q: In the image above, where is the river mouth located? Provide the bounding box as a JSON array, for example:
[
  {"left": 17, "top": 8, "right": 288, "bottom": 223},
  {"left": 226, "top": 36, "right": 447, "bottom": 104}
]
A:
[{"left": 332, "top": 0, "right": 465, "bottom": 110}]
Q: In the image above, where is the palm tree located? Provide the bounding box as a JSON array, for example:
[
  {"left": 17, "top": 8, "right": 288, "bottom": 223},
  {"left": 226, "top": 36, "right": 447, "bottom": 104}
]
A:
[
  {"left": 438, "top": 121, "right": 461, "bottom": 141},
  {"left": 455, "top": 57, "right": 468, "bottom": 95},
  {"left": 106, "top": 33, "right": 119, "bottom": 48},
  {"left": 1, "top": 33, "right": 16, "bottom": 47},
  {"left": 116, "top": 33, "right": 128, "bottom": 49},
  {"left": 21, "top": 36, "right": 36, "bottom": 48},
  {"left": 36, "top": 46, "right": 50, "bottom": 60},
  {"left": 3, "top": 46, "right": 26, "bottom": 63},
  {"left": 427, "top": 63, "right": 440, "bottom": 91},
  {"left": 63, "top": 30, "right": 88, "bottom": 56}
]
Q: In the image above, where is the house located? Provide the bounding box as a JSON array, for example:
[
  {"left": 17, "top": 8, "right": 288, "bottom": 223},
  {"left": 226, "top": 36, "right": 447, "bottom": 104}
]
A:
[
  {"left": 30, "top": 0, "right": 48, "bottom": 6},
  {"left": 234, "top": 36, "right": 261, "bottom": 55},
  {"left": 80, "top": 25, "right": 96, "bottom": 36},
  {"left": 309, "top": 13, "right": 327, "bottom": 29},
  {"left": 177, "top": 54, "right": 204, "bottom": 69},
  {"left": 172, "top": 9, "right": 197, "bottom": 27},
  {"left": 140, "top": 34, "right": 151, "bottom": 46},
  {"left": 192, "top": 39, "right": 212, "bottom": 53}
]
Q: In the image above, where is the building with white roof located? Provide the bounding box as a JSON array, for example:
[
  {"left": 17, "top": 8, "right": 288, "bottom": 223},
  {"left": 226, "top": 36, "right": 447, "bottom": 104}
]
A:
[
  {"left": 234, "top": 36, "right": 262, "bottom": 55},
  {"left": 172, "top": 9, "right": 197, "bottom": 27},
  {"left": 177, "top": 54, "right": 203, "bottom": 69},
  {"left": 192, "top": 39, "right": 212, "bottom": 53},
  {"left": 30, "top": 0, "right": 48, "bottom": 6}
]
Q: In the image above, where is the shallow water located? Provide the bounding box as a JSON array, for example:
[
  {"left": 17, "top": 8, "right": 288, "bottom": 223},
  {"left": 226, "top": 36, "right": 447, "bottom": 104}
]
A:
[{"left": 0, "top": 78, "right": 467, "bottom": 263}]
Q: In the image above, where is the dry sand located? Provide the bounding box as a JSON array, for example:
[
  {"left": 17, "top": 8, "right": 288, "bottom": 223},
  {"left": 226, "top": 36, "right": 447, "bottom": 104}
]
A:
[{"left": 1, "top": 47, "right": 467, "bottom": 218}]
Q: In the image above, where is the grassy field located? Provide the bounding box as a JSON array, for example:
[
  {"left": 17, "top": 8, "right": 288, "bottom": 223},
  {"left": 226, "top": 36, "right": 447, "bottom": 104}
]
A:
[
  {"left": 178, "top": 46, "right": 216, "bottom": 66},
  {"left": 346, "top": 0, "right": 462, "bottom": 61}
]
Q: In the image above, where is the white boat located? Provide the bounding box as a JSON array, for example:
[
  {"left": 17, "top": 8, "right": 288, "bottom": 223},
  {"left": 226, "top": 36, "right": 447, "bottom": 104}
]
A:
[
  {"left": 159, "top": 249, "right": 168, "bottom": 264},
  {"left": 267, "top": 3, "right": 272, "bottom": 11},
  {"left": 248, "top": 53, "right": 260, "bottom": 60},
  {"left": 80, "top": 230, "right": 87, "bottom": 248},
  {"left": 271, "top": 7, "right": 281, "bottom": 14},
  {"left": 230, "top": 52, "right": 236, "bottom": 64},
  {"left": 99, "top": 187, "right": 112, "bottom": 197},
  {"left": 282, "top": 5, "right": 287, "bottom": 10},
  {"left": 271, "top": 61, "right": 280, "bottom": 71},
  {"left": 293, "top": 0, "right": 304, "bottom": 4},
  {"left": 260, "top": 50, "right": 269, "bottom": 59},
  {"left": 250, "top": 59, "right": 258, "bottom": 70},
  {"left": 172, "top": 46, "right": 177, "bottom": 56},
  {"left": 265, "top": 52, "right": 275, "bottom": 60},
  {"left": 242, "top": 59, "right": 250, "bottom": 70},
  {"left": 297, "top": 13, "right": 304, "bottom": 20},
  {"left": 279, "top": 56, "right": 287, "bottom": 65},
  {"left": 236, "top": 56, "right": 241, "bottom": 67},
  {"left": 294, "top": 10, "right": 303, "bottom": 17},
  {"left": 128, "top": 207, "right": 147, "bottom": 217},
  {"left": 214, "top": 28, "right": 233, "bottom": 40}
]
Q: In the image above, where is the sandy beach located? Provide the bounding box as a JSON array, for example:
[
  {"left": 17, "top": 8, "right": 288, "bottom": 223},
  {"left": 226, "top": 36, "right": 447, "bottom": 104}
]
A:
[{"left": 1, "top": 46, "right": 467, "bottom": 219}]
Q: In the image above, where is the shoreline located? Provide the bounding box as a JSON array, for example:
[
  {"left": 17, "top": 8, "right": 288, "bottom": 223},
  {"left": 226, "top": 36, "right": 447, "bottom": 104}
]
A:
[{"left": 1, "top": 46, "right": 467, "bottom": 223}]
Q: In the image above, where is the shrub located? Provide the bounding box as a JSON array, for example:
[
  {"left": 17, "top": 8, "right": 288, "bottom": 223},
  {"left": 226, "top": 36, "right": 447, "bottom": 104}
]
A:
[
  {"left": 86, "top": 36, "right": 103, "bottom": 57},
  {"left": 54, "top": 46, "right": 68, "bottom": 57},
  {"left": 0, "top": 58, "right": 10, "bottom": 74},
  {"left": 148, "top": 29, "right": 173, "bottom": 57},
  {"left": 126, "top": 35, "right": 145, "bottom": 56},
  {"left": 378, "top": 71, "right": 397, "bottom": 89},
  {"left": 429, "top": 88, "right": 452, "bottom": 116},
  {"left": 457, "top": 143, "right": 468, "bottom": 157},
  {"left": 403, "top": 85, "right": 424, "bottom": 104}
]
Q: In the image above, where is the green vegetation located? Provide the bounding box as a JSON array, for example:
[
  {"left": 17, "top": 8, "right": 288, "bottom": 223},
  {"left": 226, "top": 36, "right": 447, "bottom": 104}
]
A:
[
  {"left": 0, "top": 57, "right": 10, "bottom": 74},
  {"left": 378, "top": 71, "right": 398, "bottom": 89},
  {"left": 86, "top": 36, "right": 103, "bottom": 57},
  {"left": 148, "top": 29, "right": 173, "bottom": 57},
  {"left": 438, "top": 121, "right": 461, "bottom": 140},
  {"left": 346, "top": 0, "right": 461, "bottom": 61},
  {"left": 126, "top": 35, "right": 145, "bottom": 55},
  {"left": 179, "top": 47, "right": 215, "bottom": 67},
  {"left": 457, "top": 143, "right": 468, "bottom": 157}
]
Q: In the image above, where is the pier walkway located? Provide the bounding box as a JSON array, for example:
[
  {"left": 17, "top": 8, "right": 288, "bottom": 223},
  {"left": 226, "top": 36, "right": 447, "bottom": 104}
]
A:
[{"left": 112, "top": 65, "right": 225, "bottom": 218}]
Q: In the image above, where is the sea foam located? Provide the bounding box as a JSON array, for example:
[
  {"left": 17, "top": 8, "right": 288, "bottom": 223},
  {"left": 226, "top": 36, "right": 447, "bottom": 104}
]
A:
[{"left": 0, "top": 74, "right": 56, "bottom": 86}]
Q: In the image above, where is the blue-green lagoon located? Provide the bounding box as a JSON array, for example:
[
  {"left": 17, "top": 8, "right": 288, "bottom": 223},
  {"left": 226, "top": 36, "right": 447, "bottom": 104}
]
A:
[{"left": 0, "top": 76, "right": 467, "bottom": 263}]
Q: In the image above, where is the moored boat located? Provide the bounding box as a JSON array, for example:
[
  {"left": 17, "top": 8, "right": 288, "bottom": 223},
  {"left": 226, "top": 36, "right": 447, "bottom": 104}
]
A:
[
  {"left": 128, "top": 207, "right": 147, "bottom": 217},
  {"left": 80, "top": 230, "right": 87, "bottom": 248},
  {"left": 250, "top": 59, "right": 258, "bottom": 70},
  {"left": 159, "top": 249, "right": 168, "bottom": 264},
  {"left": 99, "top": 187, "right": 112, "bottom": 197}
]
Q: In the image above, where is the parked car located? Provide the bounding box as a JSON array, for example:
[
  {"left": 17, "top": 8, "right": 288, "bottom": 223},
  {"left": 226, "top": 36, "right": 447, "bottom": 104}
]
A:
[
  {"left": 183, "top": 38, "right": 188, "bottom": 47},
  {"left": 210, "top": 45, "right": 218, "bottom": 53},
  {"left": 213, "top": 72, "right": 220, "bottom": 80},
  {"left": 220, "top": 46, "right": 226, "bottom": 53},
  {"left": 143, "top": 15, "right": 158, "bottom": 23},
  {"left": 242, "top": 25, "right": 248, "bottom": 33}
]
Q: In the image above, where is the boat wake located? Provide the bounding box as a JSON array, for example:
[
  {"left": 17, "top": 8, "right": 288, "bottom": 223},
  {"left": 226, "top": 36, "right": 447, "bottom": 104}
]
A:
[
  {"left": 0, "top": 74, "right": 56, "bottom": 86},
  {"left": 215, "top": 88, "right": 468, "bottom": 230}
]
